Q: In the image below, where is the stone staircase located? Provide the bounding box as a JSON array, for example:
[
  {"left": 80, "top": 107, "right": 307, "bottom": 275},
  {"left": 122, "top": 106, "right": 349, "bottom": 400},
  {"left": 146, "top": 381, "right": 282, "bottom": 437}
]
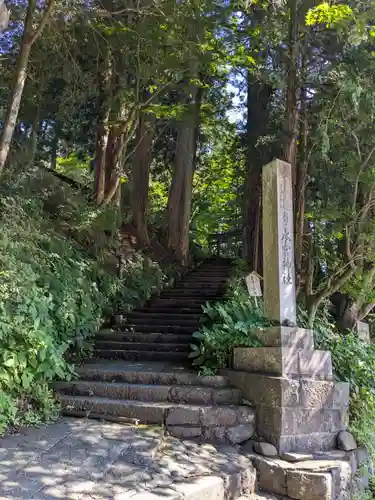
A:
[
  {"left": 56, "top": 259, "right": 256, "bottom": 444},
  {"left": 93, "top": 258, "right": 233, "bottom": 363}
]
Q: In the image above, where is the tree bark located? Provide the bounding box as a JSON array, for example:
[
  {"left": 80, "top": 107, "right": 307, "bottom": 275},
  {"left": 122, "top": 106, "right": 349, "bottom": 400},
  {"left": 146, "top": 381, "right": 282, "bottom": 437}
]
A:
[
  {"left": 307, "top": 266, "right": 356, "bottom": 327},
  {"left": 244, "top": 76, "right": 273, "bottom": 272},
  {"left": 0, "top": 0, "right": 54, "bottom": 174},
  {"left": 167, "top": 86, "right": 200, "bottom": 266},
  {"left": 94, "top": 48, "right": 112, "bottom": 204},
  {"left": 282, "top": 0, "right": 300, "bottom": 181},
  {"left": 295, "top": 41, "right": 308, "bottom": 294},
  {"left": 131, "top": 114, "right": 154, "bottom": 248},
  {"left": 0, "top": 0, "right": 9, "bottom": 32}
]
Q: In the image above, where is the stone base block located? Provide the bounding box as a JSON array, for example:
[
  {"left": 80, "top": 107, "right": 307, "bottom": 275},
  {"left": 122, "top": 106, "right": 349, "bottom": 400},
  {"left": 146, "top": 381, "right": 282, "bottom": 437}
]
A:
[
  {"left": 233, "top": 348, "right": 333, "bottom": 380},
  {"left": 226, "top": 372, "right": 349, "bottom": 411},
  {"left": 254, "top": 326, "right": 314, "bottom": 350},
  {"left": 246, "top": 452, "right": 353, "bottom": 499},
  {"left": 278, "top": 432, "right": 339, "bottom": 454},
  {"left": 257, "top": 405, "right": 346, "bottom": 440},
  {"left": 226, "top": 371, "right": 349, "bottom": 453}
]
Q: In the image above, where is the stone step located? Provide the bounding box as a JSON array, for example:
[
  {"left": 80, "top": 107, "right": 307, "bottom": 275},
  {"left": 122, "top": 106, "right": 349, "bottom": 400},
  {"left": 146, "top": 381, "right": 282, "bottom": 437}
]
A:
[
  {"left": 174, "top": 282, "right": 223, "bottom": 289},
  {"left": 150, "top": 299, "right": 207, "bottom": 307},
  {"left": 245, "top": 451, "right": 353, "bottom": 500},
  {"left": 159, "top": 293, "right": 219, "bottom": 299},
  {"left": 94, "top": 341, "right": 190, "bottom": 352},
  {"left": 96, "top": 331, "right": 192, "bottom": 344},
  {"left": 94, "top": 349, "right": 189, "bottom": 362},
  {"left": 181, "top": 278, "right": 228, "bottom": 283},
  {"left": 77, "top": 364, "right": 230, "bottom": 387},
  {"left": 134, "top": 306, "right": 203, "bottom": 314},
  {"left": 59, "top": 395, "right": 255, "bottom": 443},
  {"left": 127, "top": 312, "right": 202, "bottom": 322},
  {"left": 119, "top": 324, "right": 198, "bottom": 334},
  {"left": 55, "top": 380, "right": 242, "bottom": 405}
]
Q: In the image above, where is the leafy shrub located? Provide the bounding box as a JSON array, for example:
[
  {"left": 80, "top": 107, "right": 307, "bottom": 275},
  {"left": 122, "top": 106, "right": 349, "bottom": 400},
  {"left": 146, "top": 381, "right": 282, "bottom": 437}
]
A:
[
  {"left": 0, "top": 181, "right": 172, "bottom": 433},
  {"left": 190, "top": 278, "right": 270, "bottom": 372},
  {"left": 299, "top": 304, "right": 375, "bottom": 457}
]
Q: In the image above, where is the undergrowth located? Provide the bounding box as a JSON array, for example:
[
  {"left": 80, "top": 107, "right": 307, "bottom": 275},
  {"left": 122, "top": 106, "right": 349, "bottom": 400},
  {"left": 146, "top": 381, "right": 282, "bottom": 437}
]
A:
[
  {"left": 190, "top": 274, "right": 271, "bottom": 372},
  {"left": 0, "top": 171, "right": 173, "bottom": 434}
]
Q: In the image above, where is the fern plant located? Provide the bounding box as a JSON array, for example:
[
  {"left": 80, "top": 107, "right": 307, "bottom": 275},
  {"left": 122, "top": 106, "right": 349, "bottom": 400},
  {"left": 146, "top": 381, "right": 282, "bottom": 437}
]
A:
[{"left": 189, "top": 278, "right": 270, "bottom": 372}]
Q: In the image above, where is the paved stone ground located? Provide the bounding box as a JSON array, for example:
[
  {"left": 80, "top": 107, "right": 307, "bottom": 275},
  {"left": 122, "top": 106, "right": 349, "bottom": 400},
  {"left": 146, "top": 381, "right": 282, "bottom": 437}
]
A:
[{"left": 0, "top": 418, "right": 257, "bottom": 500}]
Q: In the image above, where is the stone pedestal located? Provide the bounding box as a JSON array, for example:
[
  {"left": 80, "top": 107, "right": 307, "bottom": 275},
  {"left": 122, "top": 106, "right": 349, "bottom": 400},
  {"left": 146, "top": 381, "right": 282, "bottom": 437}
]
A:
[
  {"left": 228, "top": 327, "right": 349, "bottom": 453},
  {"left": 236, "top": 160, "right": 350, "bottom": 453}
]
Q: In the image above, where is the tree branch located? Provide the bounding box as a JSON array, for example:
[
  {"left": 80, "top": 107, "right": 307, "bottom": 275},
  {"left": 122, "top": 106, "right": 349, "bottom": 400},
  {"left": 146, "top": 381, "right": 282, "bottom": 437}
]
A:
[{"left": 29, "top": 0, "right": 55, "bottom": 46}]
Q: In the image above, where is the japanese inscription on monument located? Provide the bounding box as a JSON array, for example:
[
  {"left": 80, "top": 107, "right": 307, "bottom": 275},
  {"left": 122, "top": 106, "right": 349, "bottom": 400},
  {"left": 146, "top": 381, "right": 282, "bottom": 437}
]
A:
[{"left": 262, "top": 159, "right": 297, "bottom": 324}]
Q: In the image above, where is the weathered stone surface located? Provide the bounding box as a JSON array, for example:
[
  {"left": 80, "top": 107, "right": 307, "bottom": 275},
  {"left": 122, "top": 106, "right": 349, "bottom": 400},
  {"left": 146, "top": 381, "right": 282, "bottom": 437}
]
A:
[
  {"left": 203, "top": 426, "right": 226, "bottom": 442},
  {"left": 226, "top": 372, "right": 300, "bottom": 409},
  {"left": 250, "top": 454, "right": 289, "bottom": 495},
  {"left": 337, "top": 431, "right": 357, "bottom": 451},
  {"left": 281, "top": 452, "right": 313, "bottom": 462},
  {"left": 166, "top": 407, "right": 200, "bottom": 426},
  {"left": 286, "top": 470, "right": 332, "bottom": 500},
  {"left": 226, "top": 424, "right": 254, "bottom": 445},
  {"left": 254, "top": 327, "right": 314, "bottom": 350},
  {"left": 256, "top": 406, "right": 342, "bottom": 443},
  {"left": 168, "top": 426, "right": 202, "bottom": 439},
  {"left": 236, "top": 406, "right": 256, "bottom": 425},
  {"left": 331, "top": 382, "right": 350, "bottom": 410},
  {"left": 298, "top": 350, "right": 333, "bottom": 380},
  {"left": 212, "top": 388, "right": 242, "bottom": 405},
  {"left": 169, "top": 386, "right": 213, "bottom": 405},
  {"left": 278, "top": 432, "right": 337, "bottom": 454},
  {"left": 172, "top": 475, "right": 225, "bottom": 499},
  {"left": 300, "top": 380, "right": 335, "bottom": 408},
  {"left": 233, "top": 348, "right": 333, "bottom": 379},
  {"left": 262, "top": 159, "right": 297, "bottom": 325},
  {"left": 200, "top": 406, "right": 238, "bottom": 427},
  {"left": 329, "top": 460, "right": 352, "bottom": 500},
  {"left": 233, "top": 347, "right": 298, "bottom": 376},
  {"left": 253, "top": 442, "right": 278, "bottom": 457},
  {"left": 313, "top": 450, "right": 346, "bottom": 460}
]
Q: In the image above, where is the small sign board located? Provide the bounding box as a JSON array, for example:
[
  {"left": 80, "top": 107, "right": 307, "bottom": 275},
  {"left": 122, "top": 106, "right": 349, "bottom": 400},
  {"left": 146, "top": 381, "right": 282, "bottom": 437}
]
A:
[
  {"left": 246, "top": 271, "right": 262, "bottom": 297},
  {"left": 357, "top": 321, "right": 370, "bottom": 343}
]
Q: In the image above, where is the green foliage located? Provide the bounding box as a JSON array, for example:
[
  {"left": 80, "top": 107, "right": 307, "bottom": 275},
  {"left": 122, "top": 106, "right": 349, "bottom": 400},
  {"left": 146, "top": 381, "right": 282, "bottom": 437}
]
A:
[
  {"left": 306, "top": 3, "right": 353, "bottom": 28},
  {"left": 299, "top": 304, "right": 375, "bottom": 458},
  {"left": 0, "top": 175, "right": 170, "bottom": 434},
  {"left": 190, "top": 279, "right": 270, "bottom": 372},
  {"left": 56, "top": 153, "right": 92, "bottom": 185}
]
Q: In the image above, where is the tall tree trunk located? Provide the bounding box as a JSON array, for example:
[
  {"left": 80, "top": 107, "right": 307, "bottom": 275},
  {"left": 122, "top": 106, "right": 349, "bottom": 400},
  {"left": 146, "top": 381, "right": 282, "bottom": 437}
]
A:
[
  {"left": 295, "top": 35, "right": 309, "bottom": 294},
  {"left": 282, "top": 0, "right": 300, "bottom": 181},
  {"left": 0, "top": 0, "right": 9, "bottom": 32},
  {"left": 131, "top": 114, "right": 154, "bottom": 248},
  {"left": 167, "top": 87, "right": 200, "bottom": 266},
  {"left": 102, "top": 127, "right": 127, "bottom": 205},
  {"left": 0, "top": 0, "right": 54, "bottom": 174},
  {"left": 94, "top": 48, "right": 112, "bottom": 204},
  {"left": 244, "top": 76, "right": 273, "bottom": 272}
]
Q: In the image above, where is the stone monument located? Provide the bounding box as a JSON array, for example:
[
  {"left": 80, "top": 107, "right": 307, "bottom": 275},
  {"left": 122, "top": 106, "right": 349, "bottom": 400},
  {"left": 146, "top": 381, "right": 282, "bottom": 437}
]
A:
[{"left": 228, "top": 159, "right": 350, "bottom": 453}]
